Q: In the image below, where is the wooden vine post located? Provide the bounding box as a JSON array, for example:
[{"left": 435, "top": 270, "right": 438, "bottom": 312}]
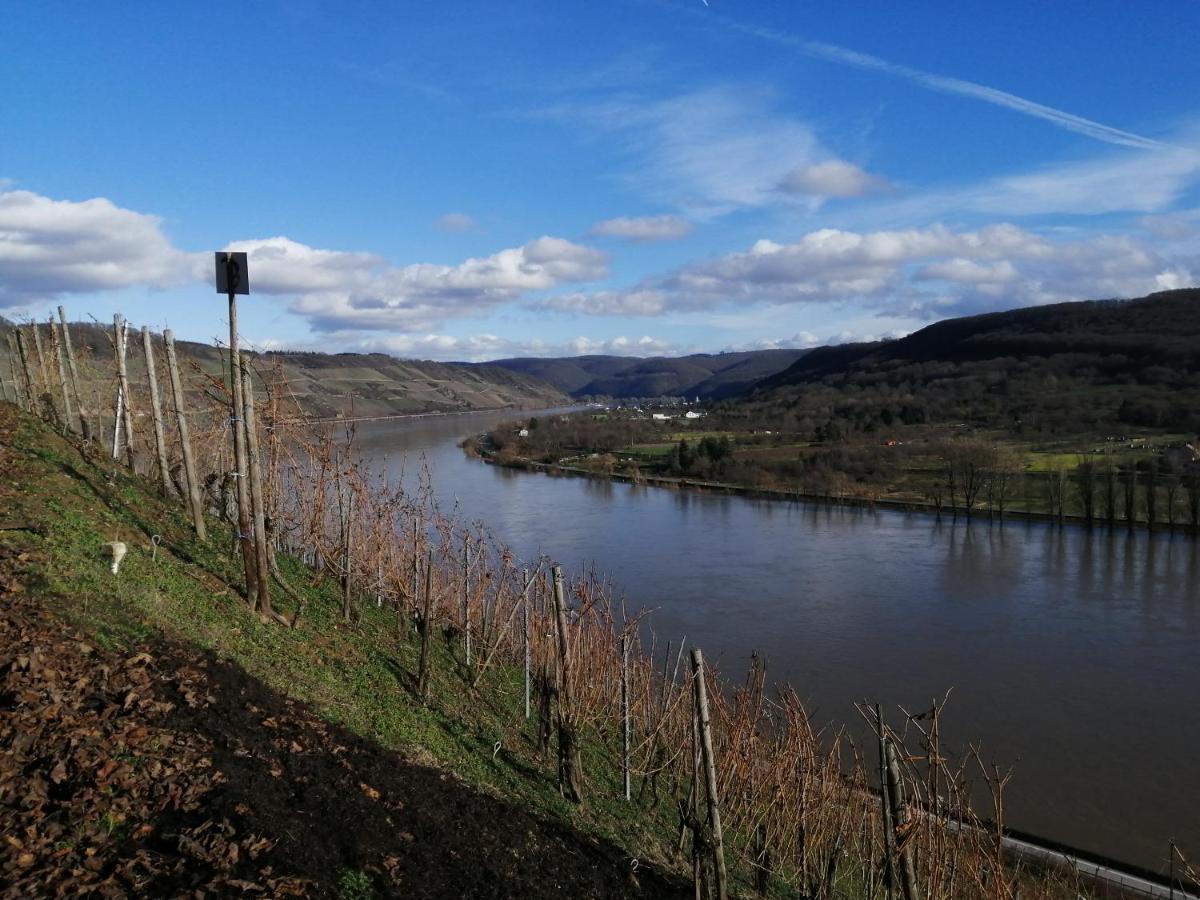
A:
[
  {"left": 691, "top": 648, "right": 728, "bottom": 900},
  {"left": 417, "top": 549, "right": 435, "bottom": 702},
  {"left": 49, "top": 319, "right": 75, "bottom": 434},
  {"left": 1, "top": 332, "right": 19, "bottom": 407},
  {"left": 523, "top": 568, "right": 531, "bottom": 720},
  {"left": 340, "top": 486, "right": 355, "bottom": 623},
  {"left": 885, "top": 738, "right": 921, "bottom": 900},
  {"left": 551, "top": 565, "right": 583, "bottom": 803},
  {"left": 240, "top": 352, "right": 273, "bottom": 617},
  {"left": 57, "top": 307, "right": 90, "bottom": 440},
  {"left": 14, "top": 329, "right": 36, "bottom": 412},
  {"left": 141, "top": 327, "right": 176, "bottom": 496},
  {"left": 462, "top": 533, "right": 472, "bottom": 666},
  {"left": 27, "top": 323, "right": 57, "bottom": 423},
  {"left": 163, "top": 329, "right": 207, "bottom": 540},
  {"left": 112, "top": 314, "right": 136, "bottom": 469},
  {"left": 877, "top": 704, "right": 897, "bottom": 900},
  {"left": 621, "top": 633, "right": 631, "bottom": 801},
  {"left": 30, "top": 323, "right": 49, "bottom": 399}
]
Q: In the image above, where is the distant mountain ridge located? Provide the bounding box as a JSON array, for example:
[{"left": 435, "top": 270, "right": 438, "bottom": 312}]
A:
[
  {"left": 490, "top": 349, "right": 809, "bottom": 399},
  {"left": 1, "top": 320, "right": 566, "bottom": 419},
  {"left": 757, "top": 289, "right": 1200, "bottom": 392},
  {"left": 751, "top": 288, "right": 1200, "bottom": 434}
]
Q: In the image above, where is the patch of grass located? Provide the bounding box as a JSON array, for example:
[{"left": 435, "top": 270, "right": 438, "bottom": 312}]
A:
[
  {"left": 628, "top": 442, "right": 675, "bottom": 458},
  {"left": 336, "top": 867, "right": 375, "bottom": 900}
]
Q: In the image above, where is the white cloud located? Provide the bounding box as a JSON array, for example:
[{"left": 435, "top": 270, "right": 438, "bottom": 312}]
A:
[
  {"left": 827, "top": 329, "right": 910, "bottom": 345},
  {"left": 540, "top": 222, "right": 1196, "bottom": 320},
  {"left": 352, "top": 332, "right": 679, "bottom": 362},
  {"left": 226, "top": 234, "right": 608, "bottom": 332},
  {"left": 565, "top": 334, "right": 676, "bottom": 356},
  {"left": 434, "top": 212, "right": 476, "bottom": 232},
  {"left": 217, "top": 236, "right": 383, "bottom": 294},
  {"left": 778, "top": 160, "right": 884, "bottom": 198},
  {"left": 0, "top": 188, "right": 191, "bottom": 306},
  {"left": 1154, "top": 269, "right": 1193, "bottom": 291},
  {"left": 915, "top": 258, "right": 1018, "bottom": 285},
  {"left": 590, "top": 214, "right": 694, "bottom": 241},
  {"left": 0, "top": 186, "right": 609, "bottom": 333},
  {"left": 726, "top": 331, "right": 821, "bottom": 351},
  {"left": 541, "top": 288, "right": 667, "bottom": 316}
]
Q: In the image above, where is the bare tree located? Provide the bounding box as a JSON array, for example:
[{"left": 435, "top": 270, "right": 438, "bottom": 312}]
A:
[
  {"left": 985, "top": 446, "right": 1022, "bottom": 520},
  {"left": 941, "top": 439, "right": 994, "bottom": 518},
  {"left": 1074, "top": 459, "right": 1096, "bottom": 526},
  {"left": 1103, "top": 458, "right": 1119, "bottom": 525},
  {"left": 1163, "top": 457, "right": 1182, "bottom": 527},
  {"left": 1143, "top": 460, "right": 1158, "bottom": 531},
  {"left": 1122, "top": 463, "right": 1138, "bottom": 528},
  {"left": 1045, "top": 464, "right": 1069, "bottom": 524}
]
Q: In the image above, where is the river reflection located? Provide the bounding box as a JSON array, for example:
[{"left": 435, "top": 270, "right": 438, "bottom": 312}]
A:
[{"left": 350, "top": 408, "right": 1197, "bottom": 870}]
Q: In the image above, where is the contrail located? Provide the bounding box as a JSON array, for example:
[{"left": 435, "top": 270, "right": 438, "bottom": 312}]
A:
[{"left": 700, "top": 11, "right": 1168, "bottom": 151}]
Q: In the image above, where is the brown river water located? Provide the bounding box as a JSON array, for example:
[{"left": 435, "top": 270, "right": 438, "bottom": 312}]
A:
[{"left": 352, "top": 408, "right": 1199, "bottom": 873}]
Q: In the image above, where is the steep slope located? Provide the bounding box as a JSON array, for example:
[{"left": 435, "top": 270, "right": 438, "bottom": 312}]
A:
[{"left": 0, "top": 403, "right": 688, "bottom": 898}]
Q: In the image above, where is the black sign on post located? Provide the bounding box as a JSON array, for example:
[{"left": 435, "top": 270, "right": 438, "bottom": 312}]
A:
[{"left": 214, "top": 251, "right": 250, "bottom": 296}]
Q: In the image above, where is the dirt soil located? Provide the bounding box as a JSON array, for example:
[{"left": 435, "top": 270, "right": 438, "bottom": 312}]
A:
[{"left": 0, "top": 402, "right": 690, "bottom": 899}]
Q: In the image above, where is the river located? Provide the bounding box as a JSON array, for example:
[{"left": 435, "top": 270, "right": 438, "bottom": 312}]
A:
[{"left": 352, "top": 406, "right": 1199, "bottom": 872}]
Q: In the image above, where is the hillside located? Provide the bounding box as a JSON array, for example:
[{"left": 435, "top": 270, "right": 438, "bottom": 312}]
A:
[
  {"left": 491, "top": 349, "right": 808, "bottom": 400},
  {"left": 0, "top": 403, "right": 688, "bottom": 898},
  {"left": 752, "top": 288, "right": 1200, "bottom": 436},
  {"left": 1, "top": 320, "right": 566, "bottom": 420}
]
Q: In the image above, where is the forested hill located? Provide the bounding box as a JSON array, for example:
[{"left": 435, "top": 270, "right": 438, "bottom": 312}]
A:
[
  {"left": 1, "top": 320, "right": 566, "bottom": 419},
  {"left": 490, "top": 348, "right": 808, "bottom": 399},
  {"left": 751, "top": 288, "right": 1200, "bottom": 436}
]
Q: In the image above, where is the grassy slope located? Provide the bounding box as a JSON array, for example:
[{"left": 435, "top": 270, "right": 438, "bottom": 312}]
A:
[{"left": 0, "top": 405, "right": 702, "bottom": 897}]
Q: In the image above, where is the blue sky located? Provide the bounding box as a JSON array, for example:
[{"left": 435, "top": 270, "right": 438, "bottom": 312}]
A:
[{"left": 2, "top": 1, "right": 1199, "bottom": 360}]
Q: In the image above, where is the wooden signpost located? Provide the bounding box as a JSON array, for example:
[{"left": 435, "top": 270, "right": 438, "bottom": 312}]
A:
[{"left": 215, "top": 252, "right": 270, "bottom": 615}]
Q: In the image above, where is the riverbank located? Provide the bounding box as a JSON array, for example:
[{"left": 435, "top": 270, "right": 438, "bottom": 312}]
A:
[
  {"left": 296, "top": 401, "right": 582, "bottom": 427},
  {"left": 470, "top": 441, "right": 1200, "bottom": 537}
]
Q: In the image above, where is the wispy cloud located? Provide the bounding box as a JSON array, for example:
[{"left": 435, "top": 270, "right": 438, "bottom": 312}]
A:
[
  {"left": 837, "top": 140, "right": 1200, "bottom": 225},
  {"left": 543, "top": 86, "right": 881, "bottom": 216},
  {"left": 590, "top": 214, "right": 693, "bottom": 241},
  {"left": 349, "top": 332, "right": 681, "bottom": 362},
  {"left": 434, "top": 212, "right": 477, "bottom": 232},
  {"left": 697, "top": 9, "right": 1168, "bottom": 150}
]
